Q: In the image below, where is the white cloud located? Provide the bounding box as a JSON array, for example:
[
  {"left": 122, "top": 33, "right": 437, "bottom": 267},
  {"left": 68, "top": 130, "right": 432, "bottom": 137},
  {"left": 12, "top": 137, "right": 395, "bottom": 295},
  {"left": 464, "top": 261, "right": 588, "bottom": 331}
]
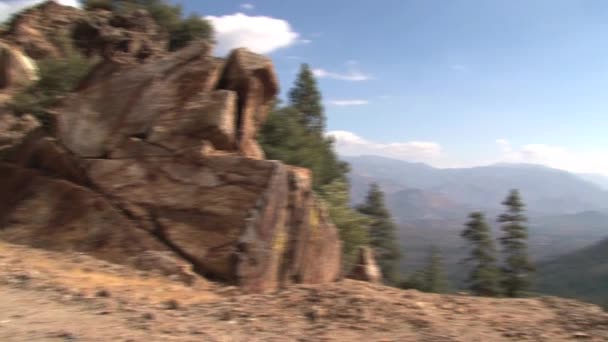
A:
[
  {"left": 328, "top": 99, "right": 369, "bottom": 106},
  {"left": 450, "top": 64, "right": 468, "bottom": 72},
  {"left": 240, "top": 3, "right": 254, "bottom": 10},
  {"left": 496, "top": 139, "right": 512, "bottom": 153},
  {"left": 327, "top": 130, "right": 442, "bottom": 162},
  {"left": 0, "top": 0, "right": 79, "bottom": 22},
  {"left": 299, "top": 39, "right": 312, "bottom": 44},
  {"left": 205, "top": 13, "right": 299, "bottom": 55},
  {"left": 312, "top": 64, "right": 372, "bottom": 81},
  {"left": 494, "top": 139, "right": 608, "bottom": 176}
]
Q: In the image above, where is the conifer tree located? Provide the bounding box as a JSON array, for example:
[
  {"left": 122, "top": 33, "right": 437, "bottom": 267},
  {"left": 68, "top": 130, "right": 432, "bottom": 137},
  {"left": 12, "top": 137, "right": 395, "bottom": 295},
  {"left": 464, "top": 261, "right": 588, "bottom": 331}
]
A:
[
  {"left": 357, "top": 183, "right": 401, "bottom": 284},
  {"left": 422, "top": 245, "right": 450, "bottom": 293},
  {"left": 498, "top": 189, "right": 535, "bottom": 297},
  {"left": 288, "top": 63, "right": 325, "bottom": 134},
  {"left": 461, "top": 212, "right": 502, "bottom": 296},
  {"left": 319, "top": 179, "right": 370, "bottom": 271},
  {"left": 259, "top": 72, "right": 347, "bottom": 190}
]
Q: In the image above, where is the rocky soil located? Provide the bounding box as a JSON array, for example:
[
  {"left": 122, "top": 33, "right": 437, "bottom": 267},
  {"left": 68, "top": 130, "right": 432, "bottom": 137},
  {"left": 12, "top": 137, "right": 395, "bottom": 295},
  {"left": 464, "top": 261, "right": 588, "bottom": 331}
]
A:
[{"left": 1, "top": 241, "right": 607, "bottom": 342}]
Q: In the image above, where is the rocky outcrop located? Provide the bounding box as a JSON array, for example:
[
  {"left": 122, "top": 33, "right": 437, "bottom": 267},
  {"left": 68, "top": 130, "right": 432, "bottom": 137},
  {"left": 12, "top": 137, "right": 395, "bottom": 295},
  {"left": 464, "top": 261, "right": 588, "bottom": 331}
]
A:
[
  {"left": 348, "top": 246, "right": 383, "bottom": 284},
  {"left": 282, "top": 167, "right": 342, "bottom": 285},
  {"left": 0, "top": 42, "right": 38, "bottom": 94},
  {"left": 0, "top": 30, "right": 341, "bottom": 292},
  {"left": 71, "top": 8, "right": 168, "bottom": 64},
  {"left": 0, "top": 112, "right": 40, "bottom": 153},
  {"left": 2, "top": 1, "right": 166, "bottom": 64},
  {"left": 2, "top": 1, "right": 84, "bottom": 60}
]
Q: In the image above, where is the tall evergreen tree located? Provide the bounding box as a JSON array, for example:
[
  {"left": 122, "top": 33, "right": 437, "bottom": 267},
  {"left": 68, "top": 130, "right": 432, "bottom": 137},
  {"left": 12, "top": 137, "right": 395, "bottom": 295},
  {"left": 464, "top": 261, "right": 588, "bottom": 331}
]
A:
[
  {"left": 422, "top": 245, "right": 450, "bottom": 293},
  {"left": 461, "top": 212, "right": 502, "bottom": 297},
  {"left": 288, "top": 64, "right": 325, "bottom": 134},
  {"left": 357, "top": 183, "right": 401, "bottom": 284},
  {"left": 498, "top": 189, "right": 535, "bottom": 297},
  {"left": 402, "top": 246, "right": 450, "bottom": 293},
  {"left": 259, "top": 74, "right": 347, "bottom": 190},
  {"left": 319, "top": 179, "right": 370, "bottom": 272}
]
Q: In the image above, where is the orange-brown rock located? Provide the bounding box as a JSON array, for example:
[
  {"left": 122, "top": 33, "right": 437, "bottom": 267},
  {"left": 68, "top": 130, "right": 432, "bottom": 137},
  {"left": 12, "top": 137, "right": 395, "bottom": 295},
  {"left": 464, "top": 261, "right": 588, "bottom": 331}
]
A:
[
  {"left": 219, "top": 48, "right": 279, "bottom": 159},
  {"left": 0, "top": 27, "right": 342, "bottom": 293},
  {"left": 0, "top": 164, "right": 172, "bottom": 265},
  {"left": 2, "top": 1, "right": 84, "bottom": 60},
  {"left": 281, "top": 167, "right": 342, "bottom": 284},
  {"left": 0, "top": 112, "right": 40, "bottom": 153},
  {"left": 0, "top": 42, "right": 38, "bottom": 94},
  {"left": 2, "top": 1, "right": 166, "bottom": 64},
  {"left": 348, "top": 246, "right": 383, "bottom": 284},
  {"left": 71, "top": 8, "right": 168, "bottom": 64}
]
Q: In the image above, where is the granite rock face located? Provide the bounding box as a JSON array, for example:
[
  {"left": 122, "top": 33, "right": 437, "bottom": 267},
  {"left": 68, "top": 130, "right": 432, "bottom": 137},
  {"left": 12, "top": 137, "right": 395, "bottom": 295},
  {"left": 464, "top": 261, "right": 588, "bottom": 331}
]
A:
[
  {"left": 0, "top": 42, "right": 39, "bottom": 94},
  {"left": 2, "top": 1, "right": 84, "bottom": 60},
  {"left": 347, "top": 246, "right": 383, "bottom": 284},
  {"left": 0, "top": 15, "right": 342, "bottom": 292}
]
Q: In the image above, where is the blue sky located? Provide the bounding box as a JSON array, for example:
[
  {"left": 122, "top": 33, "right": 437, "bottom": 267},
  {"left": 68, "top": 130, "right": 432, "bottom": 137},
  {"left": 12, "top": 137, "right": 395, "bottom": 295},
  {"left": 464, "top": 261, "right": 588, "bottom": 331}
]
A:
[{"left": 1, "top": 0, "right": 606, "bottom": 175}]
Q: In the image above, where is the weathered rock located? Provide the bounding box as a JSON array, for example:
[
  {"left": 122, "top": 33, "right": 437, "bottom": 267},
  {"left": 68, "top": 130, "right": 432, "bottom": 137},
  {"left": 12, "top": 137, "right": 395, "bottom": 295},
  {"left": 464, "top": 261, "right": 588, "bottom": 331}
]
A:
[
  {"left": 0, "top": 112, "right": 40, "bottom": 153},
  {"left": 71, "top": 8, "right": 167, "bottom": 63},
  {"left": 6, "top": 137, "right": 89, "bottom": 185},
  {"left": 0, "top": 42, "right": 38, "bottom": 94},
  {"left": 347, "top": 246, "right": 383, "bottom": 284},
  {"left": 56, "top": 42, "right": 223, "bottom": 158},
  {"left": 0, "top": 164, "right": 173, "bottom": 265},
  {"left": 0, "top": 20, "right": 342, "bottom": 293},
  {"left": 282, "top": 167, "right": 342, "bottom": 284},
  {"left": 219, "top": 48, "right": 279, "bottom": 159},
  {"left": 2, "top": 1, "right": 84, "bottom": 60},
  {"left": 84, "top": 154, "right": 292, "bottom": 292}
]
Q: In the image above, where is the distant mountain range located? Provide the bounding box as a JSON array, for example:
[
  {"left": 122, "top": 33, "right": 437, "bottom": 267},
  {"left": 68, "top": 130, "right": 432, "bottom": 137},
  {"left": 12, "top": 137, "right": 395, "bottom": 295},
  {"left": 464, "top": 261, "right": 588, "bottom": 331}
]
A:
[
  {"left": 343, "top": 155, "right": 608, "bottom": 293},
  {"left": 578, "top": 173, "right": 608, "bottom": 190},
  {"left": 345, "top": 155, "right": 608, "bottom": 220},
  {"left": 537, "top": 237, "right": 608, "bottom": 308}
]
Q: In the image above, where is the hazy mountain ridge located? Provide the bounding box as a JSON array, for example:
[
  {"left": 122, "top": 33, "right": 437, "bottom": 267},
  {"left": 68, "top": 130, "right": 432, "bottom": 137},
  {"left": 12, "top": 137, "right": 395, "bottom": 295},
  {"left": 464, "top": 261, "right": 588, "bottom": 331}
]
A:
[
  {"left": 344, "top": 155, "right": 608, "bottom": 219},
  {"left": 578, "top": 173, "right": 608, "bottom": 190},
  {"left": 344, "top": 155, "right": 608, "bottom": 298},
  {"left": 537, "top": 237, "right": 608, "bottom": 308}
]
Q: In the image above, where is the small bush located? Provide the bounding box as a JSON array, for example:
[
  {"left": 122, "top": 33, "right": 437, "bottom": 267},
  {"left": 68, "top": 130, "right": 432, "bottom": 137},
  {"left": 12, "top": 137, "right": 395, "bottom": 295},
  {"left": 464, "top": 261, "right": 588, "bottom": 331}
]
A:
[
  {"left": 83, "top": 0, "right": 114, "bottom": 11},
  {"left": 169, "top": 14, "right": 213, "bottom": 51},
  {"left": 81, "top": 0, "right": 214, "bottom": 51},
  {"left": 9, "top": 51, "right": 93, "bottom": 125}
]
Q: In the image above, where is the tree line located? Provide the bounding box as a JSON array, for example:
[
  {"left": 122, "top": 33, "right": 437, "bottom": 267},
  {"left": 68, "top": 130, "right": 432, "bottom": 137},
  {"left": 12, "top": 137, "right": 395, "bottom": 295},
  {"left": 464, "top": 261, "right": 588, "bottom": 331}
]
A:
[{"left": 260, "top": 64, "right": 535, "bottom": 297}]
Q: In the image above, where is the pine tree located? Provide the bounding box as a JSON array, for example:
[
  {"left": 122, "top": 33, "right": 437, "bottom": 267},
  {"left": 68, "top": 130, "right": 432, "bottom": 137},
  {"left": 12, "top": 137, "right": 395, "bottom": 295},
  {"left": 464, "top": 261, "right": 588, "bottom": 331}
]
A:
[
  {"left": 357, "top": 183, "right": 401, "bottom": 284},
  {"left": 498, "top": 189, "right": 535, "bottom": 297},
  {"left": 288, "top": 64, "right": 325, "bottom": 134},
  {"left": 319, "top": 179, "right": 370, "bottom": 272},
  {"left": 422, "top": 245, "right": 450, "bottom": 293},
  {"left": 259, "top": 74, "right": 347, "bottom": 191},
  {"left": 461, "top": 212, "right": 502, "bottom": 297}
]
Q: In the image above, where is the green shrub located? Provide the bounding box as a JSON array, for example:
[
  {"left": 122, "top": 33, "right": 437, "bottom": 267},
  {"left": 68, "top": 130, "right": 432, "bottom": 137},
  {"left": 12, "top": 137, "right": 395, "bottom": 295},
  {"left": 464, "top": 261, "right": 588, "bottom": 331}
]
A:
[
  {"left": 81, "top": 0, "right": 214, "bottom": 51},
  {"left": 169, "top": 14, "right": 213, "bottom": 51},
  {"left": 82, "top": 0, "right": 114, "bottom": 11},
  {"left": 10, "top": 51, "right": 93, "bottom": 125}
]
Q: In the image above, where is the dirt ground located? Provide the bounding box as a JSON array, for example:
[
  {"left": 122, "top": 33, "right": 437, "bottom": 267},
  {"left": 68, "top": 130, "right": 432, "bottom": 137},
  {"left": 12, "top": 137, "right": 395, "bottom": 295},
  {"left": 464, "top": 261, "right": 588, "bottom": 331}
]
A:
[{"left": 0, "top": 241, "right": 607, "bottom": 342}]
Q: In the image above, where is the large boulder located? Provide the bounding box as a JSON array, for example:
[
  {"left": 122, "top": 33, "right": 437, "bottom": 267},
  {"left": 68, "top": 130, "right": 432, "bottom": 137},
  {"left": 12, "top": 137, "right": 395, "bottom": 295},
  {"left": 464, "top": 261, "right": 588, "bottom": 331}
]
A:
[
  {"left": 0, "top": 164, "right": 172, "bottom": 265},
  {"left": 0, "top": 42, "right": 38, "bottom": 94},
  {"left": 71, "top": 8, "right": 168, "bottom": 63},
  {"left": 347, "top": 246, "right": 383, "bottom": 284},
  {"left": 0, "top": 112, "right": 40, "bottom": 153},
  {"left": 2, "top": 1, "right": 166, "bottom": 64},
  {"left": 281, "top": 167, "right": 342, "bottom": 284},
  {"left": 0, "top": 35, "right": 342, "bottom": 293},
  {"left": 219, "top": 48, "right": 280, "bottom": 159},
  {"left": 2, "top": 1, "right": 84, "bottom": 60}
]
